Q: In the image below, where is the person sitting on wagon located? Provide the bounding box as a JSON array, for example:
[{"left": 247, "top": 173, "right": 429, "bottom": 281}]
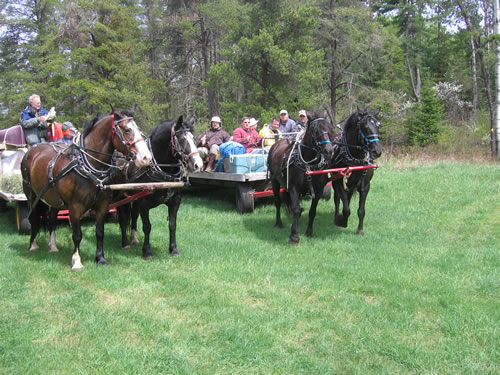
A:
[
  {"left": 60, "top": 122, "right": 77, "bottom": 145},
  {"left": 197, "top": 116, "right": 231, "bottom": 172},
  {"left": 20, "top": 94, "right": 53, "bottom": 146},
  {"left": 233, "top": 116, "right": 261, "bottom": 153},
  {"left": 278, "top": 109, "right": 297, "bottom": 138},
  {"left": 294, "top": 109, "right": 308, "bottom": 133},
  {"left": 259, "top": 117, "right": 281, "bottom": 148}
]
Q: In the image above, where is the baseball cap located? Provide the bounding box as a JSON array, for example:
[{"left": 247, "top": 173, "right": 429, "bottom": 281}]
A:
[
  {"left": 280, "top": 109, "right": 288, "bottom": 115},
  {"left": 298, "top": 110, "right": 307, "bottom": 117}
]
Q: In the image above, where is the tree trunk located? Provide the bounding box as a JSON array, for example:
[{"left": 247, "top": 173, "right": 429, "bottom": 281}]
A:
[{"left": 470, "top": 35, "right": 479, "bottom": 115}]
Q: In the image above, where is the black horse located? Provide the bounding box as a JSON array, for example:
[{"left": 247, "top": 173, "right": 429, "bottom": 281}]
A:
[
  {"left": 116, "top": 116, "right": 203, "bottom": 259},
  {"left": 330, "top": 107, "right": 382, "bottom": 235},
  {"left": 267, "top": 114, "right": 336, "bottom": 244}
]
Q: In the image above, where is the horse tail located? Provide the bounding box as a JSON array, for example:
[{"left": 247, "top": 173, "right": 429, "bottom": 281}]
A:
[{"left": 282, "top": 190, "right": 293, "bottom": 215}]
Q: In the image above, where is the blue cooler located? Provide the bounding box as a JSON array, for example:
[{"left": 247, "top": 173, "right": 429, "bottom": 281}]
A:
[{"left": 228, "top": 150, "right": 267, "bottom": 173}]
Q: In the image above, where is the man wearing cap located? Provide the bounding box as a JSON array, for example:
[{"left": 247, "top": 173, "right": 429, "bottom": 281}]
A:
[
  {"left": 197, "top": 116, "right": 231, "bottom": 172},
  {"left": 294, "top": 109, "right": 308, "bottom": 132},
  {"left": 60, "top": 121, "right": 77, "bottom": 145},
  {"left": 278, "top": 109, "right": 297, "bottom": 137}
]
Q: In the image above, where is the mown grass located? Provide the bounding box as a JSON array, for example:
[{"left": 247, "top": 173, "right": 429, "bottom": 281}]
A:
[{"left": 0, "top": 160, "right": 498, "bottom": 374}]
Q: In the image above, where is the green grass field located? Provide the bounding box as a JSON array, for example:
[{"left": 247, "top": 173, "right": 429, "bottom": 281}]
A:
[{"left": 0, "top": 160, "right": 498, "bottom": 374}]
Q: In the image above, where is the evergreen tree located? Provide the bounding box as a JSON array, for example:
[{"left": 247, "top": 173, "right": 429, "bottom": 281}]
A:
[{"left": 409, "top": 82, "right": 444, "bottom": 146}]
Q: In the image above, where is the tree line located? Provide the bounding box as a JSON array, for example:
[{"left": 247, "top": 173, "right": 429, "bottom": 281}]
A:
[{"left": 0, "top": 0, "right": 496, "bottom": 157}]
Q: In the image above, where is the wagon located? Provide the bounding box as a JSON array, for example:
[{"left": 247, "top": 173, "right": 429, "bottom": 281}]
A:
[
  {"left": 0, "top": 123, "right": 67, "bottom": 234},
  {"left": 187, "top": 147, "right": 333, "bottom": 213},
  {"left": 188, "top": 147, "right": 378, "bottom": 213},
  {"left": 0, "top": 125, "right": 32, "bottom": 233}
]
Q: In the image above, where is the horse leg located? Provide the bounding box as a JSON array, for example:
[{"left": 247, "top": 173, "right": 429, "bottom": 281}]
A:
[
  {"left": 117, "top": 204, "right": 131, "bottom": 249},
  {"left": 47, "top": 208, "right": 59, "bottom": 253},
  {"left": 28, "top": 201, "right": 43, "bottom": 252},
  {"left": 130, "top": 201, "right": 139, "bottom": 245},
  {"left": 334, "top": 183, "right": 351, "bottom": 228},
  {"left": 305, "top": 193, "right": 322, "bottom": 238},
  {"left": 356, "top": 180, "right": 371, "bottom": 236},
  {"left": 94, "top": 203, "right": 109, "bottom": 266},
  {"left": 288, "top": 188, "right": 302, "bottom": 245},
  {"left": 140, "top": 207, "right": 153, "bottom": 260},
  {"left": 271, "top": 179, "right": 284, "bottom": 228},
  {"left": 167, "top": 195, "right": 181, "bottom": 256},
  {"left": 69, "top": 212, "right": 84, "bottom": 271}
]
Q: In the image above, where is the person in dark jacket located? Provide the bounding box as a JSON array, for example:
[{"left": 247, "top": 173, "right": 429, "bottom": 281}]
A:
[
  {"left": 197, "top": 116, "right": 231, "bottom": 172},
  {"left": 19, "top": 94, "right": 50, "bottom": 146}
]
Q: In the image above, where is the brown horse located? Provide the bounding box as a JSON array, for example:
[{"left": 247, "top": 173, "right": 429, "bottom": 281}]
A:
[{"left": 21, "top": 108, "right": 152, "bottom": 270}]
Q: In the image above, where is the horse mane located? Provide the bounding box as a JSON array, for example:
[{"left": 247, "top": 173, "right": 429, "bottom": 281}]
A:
[
  {"left": 83, "top": 113, "right": 108, "bottom": 138},
  {"left": 149, "top": 119, "right": 174, "bottom": 140},
  {"left": 343, "top": 110, "right": 362, "bottom": 131},
  {"left": 82, "top": 109, "right": 135, "bottom": 138}
]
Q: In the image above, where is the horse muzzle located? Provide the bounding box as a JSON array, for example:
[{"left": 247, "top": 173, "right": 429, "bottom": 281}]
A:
[{"left": 133, "top": 140, "right": 153, "bottom": 168}]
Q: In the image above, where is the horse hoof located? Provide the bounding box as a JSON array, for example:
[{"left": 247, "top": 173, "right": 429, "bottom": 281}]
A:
[
  {"left": 305, "top": 231, "right": 313, "bottom": 238},
  {"left": 131, "top": 239, "right": 140, "bottom": 245},
  {"left": 72, "top": 262, "right": 84, "bottom": 271},
  {"left": 48, "top": 247, "right": 59, "bottom": 253},
  {"left": 357, "top": 230, "right": 365, "bottom": 236},
  {"left": 96, "top": 258, "right": 108, "bottom": 266},
  {"left": 275, "top": 223, "right": 284, "bottom": 229},
  {"left": 169, "top": 249, "right": 179, "bottom": 256},
  {"left": 29, "top": 245, "right": 40, "bottom": 252},
  {"left": 122, "top": 245, "right": 131, "bottom": 250},
  {"left": 288, "top": 238, "right": 299, "bottom": 246},
  {"left": 143, "top": 254, "right": 152, "bottom": 260}
]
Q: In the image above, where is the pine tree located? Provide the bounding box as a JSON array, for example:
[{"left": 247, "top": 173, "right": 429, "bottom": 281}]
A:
[{"left": 409, "top": 83, "right": 444, "bottom": 146}]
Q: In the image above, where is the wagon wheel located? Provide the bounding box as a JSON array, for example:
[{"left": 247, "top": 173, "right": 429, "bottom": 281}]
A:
[
  {"left": 0, "top": 198, "right": 7, "bottom": 212},
  {"left": 321, "top": 184, "right": 332, "bottom": 201},
  {"left": 235, "top": 183, "right": 254, "bottom": 213},
  {"left": 16, "top": 201, "right": 31, "bottom": 235}
]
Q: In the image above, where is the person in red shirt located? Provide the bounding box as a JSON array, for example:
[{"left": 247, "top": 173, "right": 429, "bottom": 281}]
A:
[{"left": 232, "top": 116, "right": 261, "bottom": 153}]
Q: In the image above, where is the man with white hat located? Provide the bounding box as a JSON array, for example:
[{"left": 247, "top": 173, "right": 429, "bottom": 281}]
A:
[
  {"left": 278, "top": 109, "right": 296, "bottom": 137},
  {"left": 197, "top": 115, "right": 231, "bottom": 172}
]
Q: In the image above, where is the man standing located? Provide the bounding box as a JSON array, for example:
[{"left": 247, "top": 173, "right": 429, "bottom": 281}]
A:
[
  {"left": 20, "top": 94, "right": 49, "bottom": 146},
  {"left": 278, "top": 109, "right": 296, "bottom": 137},
  {"left": 197, "top": 116, "right": 231, "bottom": 172},
  {"left": 294, "top": 109, "right": 308, "bottom": 132}
]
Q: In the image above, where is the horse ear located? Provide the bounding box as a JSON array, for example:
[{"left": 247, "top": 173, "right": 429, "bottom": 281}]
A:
[
  {"left": 187, "top": 116, "right": 195, "bottom": 128},
  {"left": 321, "top": 110, "right": 327, "bottom": 119},
  {"left": 175, "top": 115, "right": 183, "bottom": 131},
  {"left": 129, "top": 104, "right": 137, "bottom": 114},
  {"left": 374, "top": 107, "right": 381, "bottom": 117}
]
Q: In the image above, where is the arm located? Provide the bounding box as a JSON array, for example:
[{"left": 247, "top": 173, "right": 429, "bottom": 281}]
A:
[{"left": 232, "top": 128, "right": 248, "bottom": 144}]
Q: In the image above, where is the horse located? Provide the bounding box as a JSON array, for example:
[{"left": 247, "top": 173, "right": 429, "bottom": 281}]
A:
[
  {"left": 267, "top": 114, "right": 336, "bottom": 244},
  {"left": 115, "top": 116, "right": 203, "bottom": 258},
  {"left": 330, "top": 107, "right": 382, "bottom": 235},
  {"left": 21, "top": 108, "right": 153, "bottom": 270}
]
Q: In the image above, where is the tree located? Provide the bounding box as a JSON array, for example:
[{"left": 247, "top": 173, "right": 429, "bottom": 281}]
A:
[{"left": 409, "top": 82, "right": 444, "bottom": 146}]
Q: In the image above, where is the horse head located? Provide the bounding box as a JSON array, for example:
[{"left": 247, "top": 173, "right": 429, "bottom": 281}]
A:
[
  {"left": 172, "top": 116, "right": 203, "bottom": 173},
  {"left": 306, "top": 114, "right": 336, "bottom": 162},
  {"left": 356, "top": 107, "right": 382, "bottom": 160},
  {"left": 111, "top": 107, "right": 152, "bottom": 168}
]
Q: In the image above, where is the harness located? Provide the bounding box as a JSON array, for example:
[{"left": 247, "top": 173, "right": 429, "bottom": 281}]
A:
[
  {"left": 333, "top": 115, "right": 380, "bottom": 166},
  {"left": 282, "top": 118, "right": 331, "bottom": 198},
  {"left": 24, "top": 114, "right": 138, "bottom": 216}
]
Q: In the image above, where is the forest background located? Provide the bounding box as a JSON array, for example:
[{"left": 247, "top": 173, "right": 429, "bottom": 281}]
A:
[{"left": 0, "top": 0, "right": 497, "bottom": 158}]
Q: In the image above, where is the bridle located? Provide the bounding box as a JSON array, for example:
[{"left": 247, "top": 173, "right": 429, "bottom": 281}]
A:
[
  {"left": 337, "top": 112, "right": 381, "bottom": 165},
  {"left": 112, "top": 113, "right": 145, "bottom": 156},
  {"left": 170, "top": 124, "right": 199, "bottom": 161}
]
